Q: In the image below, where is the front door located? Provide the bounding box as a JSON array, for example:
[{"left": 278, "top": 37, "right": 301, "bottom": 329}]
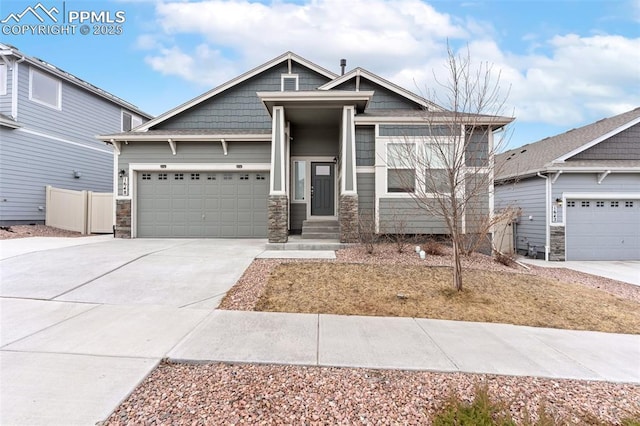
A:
[{"left": 311, "top": 162, "right": 335, "bottom": 216}]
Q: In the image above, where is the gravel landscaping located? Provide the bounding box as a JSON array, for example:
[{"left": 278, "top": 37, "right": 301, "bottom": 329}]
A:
[
  {"left": 0, "top": 224, "right": 83, "bottom": 239},
  {"left": 104, "top": 362, "right": 640, "bottom": 425}
]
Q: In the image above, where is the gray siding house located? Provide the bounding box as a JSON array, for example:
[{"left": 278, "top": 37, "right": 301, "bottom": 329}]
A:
[
  {"left": 0, "top": 43, "right": 151, "bottom": 225},
  {"left": 99, "top": 52, "right": 511, "bottom": 242},
  {"left": 495, "top": 108, "right": 640, "bottom": 261}
]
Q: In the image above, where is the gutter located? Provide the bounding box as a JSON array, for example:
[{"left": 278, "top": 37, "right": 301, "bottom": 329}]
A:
[{"left": 537, "top": 172, "right": 550, "bottom": 261}]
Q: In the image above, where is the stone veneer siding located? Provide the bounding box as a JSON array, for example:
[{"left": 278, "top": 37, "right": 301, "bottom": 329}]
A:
[
  {"left": 268, "top": 195, "right": 288, "bottom": 243},
  {"left": 339, "top": 194, "right": 359, "bottom": 243},
  {"left": 115, "top": 199, "right": 131, "bottom": 238},
  {"left": 549, "top": 226, "right": 565, "bottom": 261}
]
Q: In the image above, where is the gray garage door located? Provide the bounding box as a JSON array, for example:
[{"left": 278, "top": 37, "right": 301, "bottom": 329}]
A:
[
  {"left": 137, "top": 171, "right": 269, "bottom": 238},
  {"left": 565, "top": 199, "right": 640, "bottom": 260}
]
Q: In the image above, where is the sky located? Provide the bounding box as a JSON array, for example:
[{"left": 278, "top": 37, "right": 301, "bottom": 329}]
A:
[{"left": 1, "top": 0, "right": 639, "bottom": 150}]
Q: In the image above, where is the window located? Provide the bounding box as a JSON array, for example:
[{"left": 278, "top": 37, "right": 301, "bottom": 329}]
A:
[
  {"left": 122, "top": 111, "right": 143, "bottom": 131},
  {"left": 223, "top": 174, "right": 233, "bottom": 181},
  {"left": 581, "top": 201, "right": 590, "bottom": 207},
  {"left": 625, "top": 201, "right": 634, "bottom": 208},
  {"left": 596, "top": 201, "right": 605, "bottom": 207},
  {"left": 240, "top": 174, "right": 250, "bottom": 180},
  {"left": 611, "top": 201, "right": 619, "bottom": 207},
  {"left": 567, "top": 201, "right": 576, "bottom": 207},
  {"left": 190, "top": 173, "right": 200, "bottom": 180},
  {"left": 424, "top": 143, "right": 454, "bottom": 193},
  {"left": 174, "top": 173, "right": 184, "bottom": 180},
  {"left": 281, "top": 74, "right": 299, "bottom": 91},
  {"left": 256, "top": 174, "right": 266, "bottom": 181},
  {"left": 30, "top": 67, "right": 61, "bottom": 109},
  {"left": 293, "top": 161, "right": 305, "bottom": 201},
  {"left": 207, "top": 174, "right": 217, "bottom": 180},
  {"left": 158, "top": 173, "right": 167, "bottom": 180},
  {"left": 142, "top": 173, "right": 151, "bottom": 180},
  {"left": 0, "top": 64, "right": 6, "bottom": 96},
  {"left": 387, "top": 143, "right": 415, "bottom": 193}
]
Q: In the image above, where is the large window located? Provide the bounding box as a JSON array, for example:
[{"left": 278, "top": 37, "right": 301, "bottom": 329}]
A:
[
  {"left": 387, "top": 143, "right": 415, "bottom": 193},
  {"left": 122, "top": 111, "right": 143, "bottom": 131},
  {"left": 29, "top": 67, "right": 61, "bottom": 109},
  {"left": 293, "top": 160, "right": 306, "bottom": 201},
  {"left": 424, "top": 143, "right": 454, "bottom": 193}
]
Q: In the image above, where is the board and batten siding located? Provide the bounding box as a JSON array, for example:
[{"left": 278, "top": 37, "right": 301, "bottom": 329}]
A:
[
  {"left": 154, "top": 63, "right": 331, "bottom": 131},
  {"left": 0, "top": 128, "right": 112, "bottom": 224},
  {"left": 117, "top": 141, "right": 271, "bottom": 196},
  {"left": 17, "top": 65, "right": 125, "bottom": 148},
  {"left": 494, "top": 177, "right": 546, "bottom": 255},
  {"left": 552, "top": 173, "right": 640, "bottom": 223}
]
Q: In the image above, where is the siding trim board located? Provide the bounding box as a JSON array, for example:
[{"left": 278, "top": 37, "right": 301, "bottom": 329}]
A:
[{"left": 18, "top": 127, "right": 113, "bottom": 154}]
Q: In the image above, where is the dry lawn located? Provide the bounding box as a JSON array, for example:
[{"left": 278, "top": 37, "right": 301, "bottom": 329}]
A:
[{"left": 255, "top": 263, "right": 640, "bottom": 334}]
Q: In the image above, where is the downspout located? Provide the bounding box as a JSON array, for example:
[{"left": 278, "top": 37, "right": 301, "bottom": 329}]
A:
[{"left": 537, "top": 172, "right": 550, "bottom": 261}]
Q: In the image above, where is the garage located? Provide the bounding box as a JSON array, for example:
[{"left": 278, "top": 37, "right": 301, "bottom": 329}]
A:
[
  {"left": 565, "top": 198, "right": 640, "bottom": 260},
  {"left": 136, "top": 171, "right": 269, "bottom": 238}
]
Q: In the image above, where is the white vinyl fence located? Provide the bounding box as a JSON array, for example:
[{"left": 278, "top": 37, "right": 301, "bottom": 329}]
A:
[{"left": 45, "top": 186, "right": 114, "bottom": 234}]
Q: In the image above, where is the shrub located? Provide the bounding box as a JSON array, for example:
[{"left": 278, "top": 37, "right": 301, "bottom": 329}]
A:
[
  {"left": 433, "top": 385, "right": 515, "bottom": 426},
  {"left": 423, "top": 240, "right": 445, "bottom": 256},
  {"left": 494, "top": 251, "right": 516, "bottom": 267}
]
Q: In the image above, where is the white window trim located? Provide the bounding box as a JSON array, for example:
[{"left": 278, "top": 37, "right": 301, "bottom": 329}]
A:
[
  {"left": 291, "top": 159, "right": 306, "bottom": 203},
  {"left": 281, "top": 74, "right": 299, "bottom": 91},
  {"left": 29, "top": 67, "right": 61, "bottom": 110},
  {"left": 122, "top": 110, "right": 143, "bottom": 131},
  {"left": 0, "top": 64, "right": 7, "bottom": 96}
]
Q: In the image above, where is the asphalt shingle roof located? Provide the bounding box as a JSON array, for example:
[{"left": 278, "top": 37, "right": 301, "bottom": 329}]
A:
[{"left": 496, "top": 107, "right": 640, "bottom": 180}]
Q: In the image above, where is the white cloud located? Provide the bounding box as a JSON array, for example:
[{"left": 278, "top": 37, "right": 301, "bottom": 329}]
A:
[{"left": 137, "top": 0, "right": 640, "bottom": 129}]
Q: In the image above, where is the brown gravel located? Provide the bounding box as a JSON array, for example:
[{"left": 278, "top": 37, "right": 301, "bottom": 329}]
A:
[
  {"left": 0, "top": 224, "right": 83, "bottom": 239},
  {"left": 104, "top": 362, "right": 640, "bottom": 425}
]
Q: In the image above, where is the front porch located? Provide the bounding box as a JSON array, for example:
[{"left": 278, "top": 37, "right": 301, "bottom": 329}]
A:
[{"left": 258, "top": 90, "right": 372, "bottom": 243}]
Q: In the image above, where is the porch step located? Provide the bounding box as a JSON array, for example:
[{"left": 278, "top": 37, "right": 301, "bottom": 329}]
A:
[{"left": 302, "top": 220, "right": 339, "bottom": 240}]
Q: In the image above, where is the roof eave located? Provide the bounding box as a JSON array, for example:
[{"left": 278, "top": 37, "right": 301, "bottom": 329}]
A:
[{"left": 98, "top": 133, "right": 272, "bottom": 143}]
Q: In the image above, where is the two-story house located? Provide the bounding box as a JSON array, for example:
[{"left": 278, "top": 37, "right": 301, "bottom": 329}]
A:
[{"left": 0, "top": 43, "right": 152, "bottom": 225}]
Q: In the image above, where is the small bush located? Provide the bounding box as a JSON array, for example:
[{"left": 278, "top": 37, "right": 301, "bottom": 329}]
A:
[
  {"left": 358, "top": 213, "right": 378, "bottom": 254},
  {"left": 494, "top": 251, "right": 516, "bottom": 267},
  {"left": 423, "top": 240, "right": 445, "bottom": 256},
  {"left": 433, "top": 385, "right": 515, "bottom": 426}
]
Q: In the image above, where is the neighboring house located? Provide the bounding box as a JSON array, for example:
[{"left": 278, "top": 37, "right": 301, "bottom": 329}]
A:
[
  {"left": 98, "top": 52, "right": 511, "bottom": 242},
  {"left": 0, "top": 43, "right": 152, "bottom": 225},
  {"left": 495, "top": 107, "right": 640, "bottom": 261}
]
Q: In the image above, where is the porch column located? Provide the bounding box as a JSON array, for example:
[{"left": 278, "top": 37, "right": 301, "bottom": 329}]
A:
[
  {"left": 339, "top": 105, "right": 359, "bottom": 242},
  {"left": 268, "top": 106, "right": 288, "bottom": 243}
]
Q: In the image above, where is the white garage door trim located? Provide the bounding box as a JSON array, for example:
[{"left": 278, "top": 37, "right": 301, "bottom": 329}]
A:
[
  {"left": 563, "top": 192, "right": 640, "bottom": 261},
  {"left": 130, "top": 163, "right": 270, "bottom": 238}
]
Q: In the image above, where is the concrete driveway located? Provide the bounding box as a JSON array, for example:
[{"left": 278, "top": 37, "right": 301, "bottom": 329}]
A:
[
  {"left": 0, "top": 237, "right": 266, "bottom": 426},
  {"left": 520, "top": 258, "right": 640, "bottom": 286}
]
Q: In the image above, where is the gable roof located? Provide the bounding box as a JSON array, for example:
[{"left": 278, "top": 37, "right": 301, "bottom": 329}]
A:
[
  {"left": 137, "top": 52, "right": 338, "bottom": 131},
  {"left": 318, "top": 67, "right": 444, "bottom": 112},
  {"left": 0, "top": 43, "right": 151, "bottom": 119},
  {"left": 496, "top": 107, "right": 640, "bottom": 181}
]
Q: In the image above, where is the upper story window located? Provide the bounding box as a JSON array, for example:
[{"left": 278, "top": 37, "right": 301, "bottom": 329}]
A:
[
  {"left": 29, "top": 67, "right": 61, "bottom": 109},
  {"left": 122, "top": 111, "right": 143, "bottom": 131},
  {"left": 281, "top": 74, "right": 299, "bottom": 91},
  {"left": 0, "top": 64, "right": 7, "bottom": 96}
]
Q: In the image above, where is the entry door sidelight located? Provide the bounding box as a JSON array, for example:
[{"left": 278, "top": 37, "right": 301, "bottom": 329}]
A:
[{"left": 311, "top": 162, "right": 335, "bottom": 216}]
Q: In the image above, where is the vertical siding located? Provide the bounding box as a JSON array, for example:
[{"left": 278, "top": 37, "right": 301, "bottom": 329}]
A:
[
  {"left": 0, "top": 128, "right": 112, "bottom": 224},
  {"left": 355, "top": 126, "right": 375, "bottom": 166},
  {"left": 494, "top": 177, "right": 547, "bottom": 254},
  {"left": 290, "top": 124, "right": 339, "bottom": 156},
  {"left": 570, "top": 124, "right": 640, "bottom": 160},
  {"left": 155, "top": 63, "right": 331, "bottom": 131},
  {"left": 357, "top": 173, "right": 375, "bottom": 215}
]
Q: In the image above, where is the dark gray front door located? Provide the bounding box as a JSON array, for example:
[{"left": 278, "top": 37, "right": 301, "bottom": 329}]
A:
[{"left": 311, "top": 162, "right": 335, "bottom": 216}]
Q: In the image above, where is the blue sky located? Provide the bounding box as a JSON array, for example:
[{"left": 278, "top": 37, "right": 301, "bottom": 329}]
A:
[{"left": 2, "top": 0, "right": 639, "bottom": 150}]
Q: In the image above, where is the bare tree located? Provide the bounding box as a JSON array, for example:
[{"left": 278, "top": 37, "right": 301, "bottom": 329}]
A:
[{"left": 386, "top": 44, "right": 514, "bottom": 291}]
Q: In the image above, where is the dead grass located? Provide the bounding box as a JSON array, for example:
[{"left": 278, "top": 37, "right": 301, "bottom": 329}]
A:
[{"left": 255, "top": 263, "right": 640, "bottom": 334}]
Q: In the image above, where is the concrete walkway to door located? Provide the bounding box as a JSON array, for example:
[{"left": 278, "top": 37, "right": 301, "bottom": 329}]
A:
[{"left": 1, "top": 237, "right": 639, "bottom": 425}]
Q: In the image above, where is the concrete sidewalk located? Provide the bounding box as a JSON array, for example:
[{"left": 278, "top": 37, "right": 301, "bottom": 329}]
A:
[{"left": 169, "top": 310, "right": 640, "bottom": 384}]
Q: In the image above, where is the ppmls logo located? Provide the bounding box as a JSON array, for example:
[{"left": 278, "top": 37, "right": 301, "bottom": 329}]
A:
[{"left": 2, "top": 2, "right": 126, "bottom": 36}]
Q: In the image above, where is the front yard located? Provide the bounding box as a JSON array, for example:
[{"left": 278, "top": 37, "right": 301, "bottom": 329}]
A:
[{"left": 222, "top": 244, "right": 640, "bottom": 335}]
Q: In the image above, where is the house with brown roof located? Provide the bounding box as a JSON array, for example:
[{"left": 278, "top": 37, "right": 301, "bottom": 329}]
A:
[{"left": 495, "top": 107, "right": 640, "bottom": 261}]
